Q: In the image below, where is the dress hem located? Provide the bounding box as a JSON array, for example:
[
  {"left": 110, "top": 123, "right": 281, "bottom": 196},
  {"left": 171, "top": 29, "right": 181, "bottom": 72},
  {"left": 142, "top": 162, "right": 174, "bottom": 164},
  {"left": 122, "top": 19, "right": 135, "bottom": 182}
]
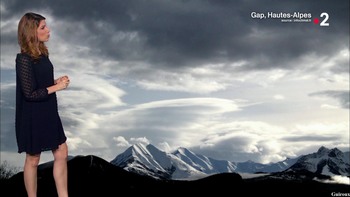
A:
[{"left": 18, "top": 138, "right": 67, "bottom": 155}]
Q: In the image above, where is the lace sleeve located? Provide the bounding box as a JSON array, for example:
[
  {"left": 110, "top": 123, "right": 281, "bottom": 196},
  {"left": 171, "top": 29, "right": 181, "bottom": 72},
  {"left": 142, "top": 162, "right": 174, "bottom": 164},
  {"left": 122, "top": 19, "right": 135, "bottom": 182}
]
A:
[{"left": 16, "top": 54, "right": 49, "bottom": 101}]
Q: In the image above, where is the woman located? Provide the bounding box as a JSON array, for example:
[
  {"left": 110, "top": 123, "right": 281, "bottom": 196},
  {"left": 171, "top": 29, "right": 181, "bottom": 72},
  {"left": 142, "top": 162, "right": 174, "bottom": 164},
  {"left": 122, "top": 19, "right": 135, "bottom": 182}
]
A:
[{"left": 16, "top": 12, "right": 70, "bottom": 197}]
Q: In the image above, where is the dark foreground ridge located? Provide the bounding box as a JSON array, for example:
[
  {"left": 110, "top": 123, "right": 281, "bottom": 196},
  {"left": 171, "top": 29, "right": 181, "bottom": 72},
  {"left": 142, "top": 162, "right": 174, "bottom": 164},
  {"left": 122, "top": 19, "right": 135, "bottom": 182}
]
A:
[{"left": 2, "top": 155, "right": 348, "bottom": 197}]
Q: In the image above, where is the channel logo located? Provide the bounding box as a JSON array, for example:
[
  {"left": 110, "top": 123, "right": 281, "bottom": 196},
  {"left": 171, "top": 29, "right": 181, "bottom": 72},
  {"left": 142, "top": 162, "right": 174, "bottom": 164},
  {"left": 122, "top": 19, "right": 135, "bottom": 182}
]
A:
[{"left": 313, "top": 12, "right": 330, "bottom": 26}]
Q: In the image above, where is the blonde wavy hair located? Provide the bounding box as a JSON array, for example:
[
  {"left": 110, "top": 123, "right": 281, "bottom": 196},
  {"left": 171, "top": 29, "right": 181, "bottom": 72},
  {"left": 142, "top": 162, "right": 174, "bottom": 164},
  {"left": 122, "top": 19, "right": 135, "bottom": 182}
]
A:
[{"left": 18, "top": 12, "right": 48, "bottom": 59}]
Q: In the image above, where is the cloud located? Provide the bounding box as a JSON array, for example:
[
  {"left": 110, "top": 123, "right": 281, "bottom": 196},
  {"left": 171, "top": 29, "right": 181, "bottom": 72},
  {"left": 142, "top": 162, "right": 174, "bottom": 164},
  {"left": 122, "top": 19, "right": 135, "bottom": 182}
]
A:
[
  {"left": 113, "top": 136, "right": 130, "bottom": 147},
  {"left": 130, "top": 137, "right": 150, "bottom": 145},
  {"left": 186, "top": 121, "right": 288, "bottom": 163},
  {"left": 2, "top": 0, "right": 348, "bottom": 95},
  {"left": 0, "top": 82, "right": 16, "bottom": 152},
  {"left": 309, "top": 90, "right": 350, "bottom": 109},
  {"left": 315, "top": 175, "right": 350, "bottom": 185},
  {"left": 2, "top": 0, "right": 348, "bottom": 71},
  {"left": 273, "top": 94, "right": 285, "bottom": 100}
]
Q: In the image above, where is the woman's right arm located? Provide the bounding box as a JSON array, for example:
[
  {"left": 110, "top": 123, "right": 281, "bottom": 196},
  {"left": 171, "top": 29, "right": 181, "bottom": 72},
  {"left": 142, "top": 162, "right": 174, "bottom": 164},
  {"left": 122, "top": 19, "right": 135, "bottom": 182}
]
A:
[
  {"left": 16, "top": 54, "right": 49, "bottom": 101},
  {"left": 16, "top": 54, "right": 69, "bottom": 101}
]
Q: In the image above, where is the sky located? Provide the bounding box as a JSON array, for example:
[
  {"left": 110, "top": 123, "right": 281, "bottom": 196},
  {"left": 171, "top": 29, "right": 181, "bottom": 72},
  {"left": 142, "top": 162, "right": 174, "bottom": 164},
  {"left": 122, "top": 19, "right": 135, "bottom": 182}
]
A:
[{"left": 1, "top": 0, "right": 349, "bottom": 168}]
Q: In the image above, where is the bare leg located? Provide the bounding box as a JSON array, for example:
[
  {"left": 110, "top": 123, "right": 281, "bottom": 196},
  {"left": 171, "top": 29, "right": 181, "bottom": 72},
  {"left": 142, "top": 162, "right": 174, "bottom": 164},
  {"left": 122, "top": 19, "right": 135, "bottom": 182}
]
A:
[
  {"left": 52, "top": 143, "right": 69, "bottom": 197},
  {"left": 24, "top": 153, "right": 41, "bottom": 197}
]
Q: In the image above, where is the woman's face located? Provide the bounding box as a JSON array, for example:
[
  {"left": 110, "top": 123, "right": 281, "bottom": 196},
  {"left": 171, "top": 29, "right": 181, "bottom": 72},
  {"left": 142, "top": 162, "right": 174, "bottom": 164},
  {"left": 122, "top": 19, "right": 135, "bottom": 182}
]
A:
[{"left": 37, "top": 20, "right": 50, "bottom": 42}]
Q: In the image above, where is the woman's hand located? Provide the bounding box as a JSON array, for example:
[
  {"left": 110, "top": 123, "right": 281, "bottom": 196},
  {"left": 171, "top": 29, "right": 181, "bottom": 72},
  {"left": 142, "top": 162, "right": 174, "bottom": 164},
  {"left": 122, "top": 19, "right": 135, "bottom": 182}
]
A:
[
  {"left": 55, "top": 76, "right": 69, "bottom": 84},
  {"left": 48, "top": 75, "right": 70, "bottom": 94},
  {"left": 56, "top": 76, "right": 70, "bottom": 90}
]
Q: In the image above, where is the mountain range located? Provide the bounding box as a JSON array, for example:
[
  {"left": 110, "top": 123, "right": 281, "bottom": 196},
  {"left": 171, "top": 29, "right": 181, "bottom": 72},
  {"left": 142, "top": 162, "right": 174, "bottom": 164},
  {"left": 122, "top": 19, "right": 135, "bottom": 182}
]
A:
[
  {"left": 111, "top": 143, "right": 350, "bottom": 181},
  {"left": 1, "top": 145, "right": 349, "bottom": 196}
]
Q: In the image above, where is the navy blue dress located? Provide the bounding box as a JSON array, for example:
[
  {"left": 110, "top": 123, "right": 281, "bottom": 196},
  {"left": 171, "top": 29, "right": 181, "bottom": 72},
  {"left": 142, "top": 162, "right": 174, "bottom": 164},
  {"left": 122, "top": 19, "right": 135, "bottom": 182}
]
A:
[{"left": 15, "top": 53, "right": 66, "bottom": 154}]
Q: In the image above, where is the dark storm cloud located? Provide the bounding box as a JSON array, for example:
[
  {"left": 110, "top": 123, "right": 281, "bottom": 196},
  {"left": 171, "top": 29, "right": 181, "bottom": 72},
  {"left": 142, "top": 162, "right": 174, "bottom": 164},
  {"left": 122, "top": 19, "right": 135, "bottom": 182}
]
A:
[
  {"left": 2, "top": 0, "right": 349, "bottom": 71},
  {"left": 309, "top": 90, "right": 350, "bottom": 109},
  {"left": 282, "top": 135, "right": 340, "bottom": 142}
]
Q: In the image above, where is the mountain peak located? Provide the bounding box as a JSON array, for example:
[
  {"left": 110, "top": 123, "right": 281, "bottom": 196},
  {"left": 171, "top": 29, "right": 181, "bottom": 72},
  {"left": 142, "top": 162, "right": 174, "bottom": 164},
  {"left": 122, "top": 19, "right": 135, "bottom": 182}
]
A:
[
  {"left": 177, "top": 146, "right": 187, "bottom": 152},
  {"left": 132, "top": 142, "right": 147, "bottom": 148},
  {"left": 328, "top": 147, "right": 343, "bottom": 158},
  {"left": 111, "top": 143, "right": 174, "bottom": 179},
  {"left": 289, "top": 146, "right": 349, "bottom": 176},
  {"left": 316, "top": 146, "right": 344, "bottom": 158},
  {"left": 174, "top": 147, "right": 194, "bottom": 156},
  {"left": 317, "top": 146, "right": 329, "bottom": 154}
]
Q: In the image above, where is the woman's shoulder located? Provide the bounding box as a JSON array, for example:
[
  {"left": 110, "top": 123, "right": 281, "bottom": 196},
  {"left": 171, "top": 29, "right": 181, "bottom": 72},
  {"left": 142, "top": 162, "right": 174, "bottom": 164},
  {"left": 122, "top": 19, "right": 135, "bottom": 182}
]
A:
[
  {"left": 16, "top": 53, "right": 33, "bottom": 64},
  {"left": 16, "top": 53, "right": 32, "bottom": 59}
]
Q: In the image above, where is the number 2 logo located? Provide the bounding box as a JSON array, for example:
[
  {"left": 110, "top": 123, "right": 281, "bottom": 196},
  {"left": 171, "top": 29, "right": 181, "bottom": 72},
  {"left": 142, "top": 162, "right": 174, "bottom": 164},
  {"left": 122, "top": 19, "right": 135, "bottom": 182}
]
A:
[{"left": 320, "top": 12, "right": 329, "bottom": 26}]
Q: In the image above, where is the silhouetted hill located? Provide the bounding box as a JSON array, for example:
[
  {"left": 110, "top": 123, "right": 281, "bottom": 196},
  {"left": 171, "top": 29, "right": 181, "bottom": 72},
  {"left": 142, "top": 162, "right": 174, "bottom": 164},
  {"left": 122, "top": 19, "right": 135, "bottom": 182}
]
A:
[
  {"left": 2, "top": 155, "right": 349, "bottom": 197},
  {"left": 244, "top": 169, "right": 350, "bottom": 196},
  {"left": 3, "top": 155, "right": 165, "bottom": 196}
]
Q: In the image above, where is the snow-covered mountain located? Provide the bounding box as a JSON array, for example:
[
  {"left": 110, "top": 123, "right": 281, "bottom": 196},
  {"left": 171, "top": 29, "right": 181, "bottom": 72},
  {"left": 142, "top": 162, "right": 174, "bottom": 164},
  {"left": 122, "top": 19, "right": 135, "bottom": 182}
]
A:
[
  {"left": 110, "top": 143, "right": 207, "bottom": 180},
  {"left": 288, "top": 146, "right": 350, "bottom": 176},
  {"left": 111, "top": 143, "right": 349, "bottom": 180},
  {"left": 172, "top": 147, "right": 237, "bottom": 174},
  {"left": 236, "top": 157, "right": 299, "bottom": 173},
  {"left": 111, "top": 143, "right": 296, "bottom": 180}
]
